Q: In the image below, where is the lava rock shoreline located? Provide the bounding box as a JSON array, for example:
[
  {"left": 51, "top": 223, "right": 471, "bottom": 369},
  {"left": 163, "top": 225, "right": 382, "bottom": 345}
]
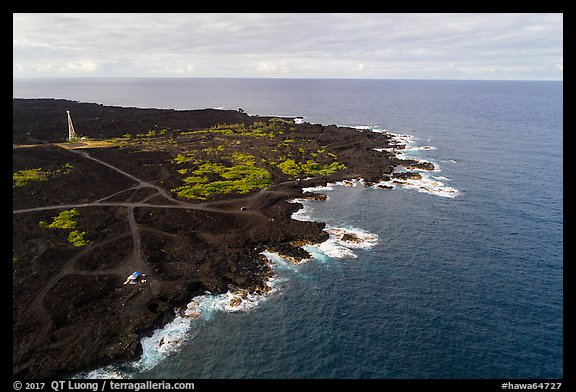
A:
[{"left": 13, "top": 98, "right": 425, "bottom": 378}]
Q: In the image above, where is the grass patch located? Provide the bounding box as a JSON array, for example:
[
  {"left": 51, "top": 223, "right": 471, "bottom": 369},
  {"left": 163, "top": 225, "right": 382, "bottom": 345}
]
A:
[
  {"left": 173, "top": 163, "right": 272, "bottom": 200},
  {"left": 39, "top": 209, "right": 90, "bottom": 247},
  {"left": 13, "top": 163, "right": 74, "bottom": 188},
  {"left": 301, "top": 160, "right": 347, "bottom": 176},
  {"left": 68, "top": 230, "right": 89, "bottom": 247},
  {"left": 180, "top": 120, "right": 286, "bottom": 139},
  {"left": 277, "top": 159, "right": 301, "bottom": 177},
  {"left": 276, "top": 158, "right": 347, "bottom": 178},
  {"left": 13, "top": 168, "right": 49, "bottom": 187},
  {"left": 46, "top": 209, "right": 79, "bottom": 229}
]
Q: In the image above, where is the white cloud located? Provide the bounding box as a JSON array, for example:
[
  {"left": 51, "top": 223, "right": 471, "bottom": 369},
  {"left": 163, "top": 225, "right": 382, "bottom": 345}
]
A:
[
  {"left": 13, "top": 13, "right": 563, "bottom": 80},
  {"left": 253, "top": 61, "right": 291, "bottom": 75},
  {"left": 149, "top": 64, "right": 196, "bottom": 75},
  {"left": 13, "top": 38, "right": 53, "bottom": 49},
  {"left": 59, "top": 61, "right": 98, "bottom": 73},
  {"left": 13, "top": 60, "right": 98, "bottom": 75}
]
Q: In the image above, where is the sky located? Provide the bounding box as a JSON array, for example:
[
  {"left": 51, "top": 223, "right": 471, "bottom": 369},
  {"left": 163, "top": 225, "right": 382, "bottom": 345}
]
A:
[{"left": 13, "top": 13, "right": 563, "bottom": 81}]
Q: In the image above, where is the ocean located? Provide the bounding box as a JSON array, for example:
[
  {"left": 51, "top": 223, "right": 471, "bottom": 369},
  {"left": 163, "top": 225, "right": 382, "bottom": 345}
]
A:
[{"left": 13, "top": 78, "right": 563, "bottom": 379}]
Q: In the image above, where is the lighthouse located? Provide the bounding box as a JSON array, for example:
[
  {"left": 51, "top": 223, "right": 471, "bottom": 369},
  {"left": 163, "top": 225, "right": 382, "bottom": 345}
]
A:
[{"left": 67, "top": 110, "right": 79, "bottom": 141}]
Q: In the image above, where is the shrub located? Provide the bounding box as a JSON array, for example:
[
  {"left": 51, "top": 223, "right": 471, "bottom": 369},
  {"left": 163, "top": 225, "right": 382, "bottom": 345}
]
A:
[
  {"left": 39, "top": 209, "right": 89, "bottom": 247},
  {"left": 277, "top": 159, "right": 300, "bottom": 177},
  {"left": 173, "top": 164, "right": 271, "bottom": 200},
  {"left": 48, "top": 209, "right": 79, "bottom": 229},
  {"left": 68, "top": 230, "right": 88, "bottom": 247},
  {"left": 13, "top": 168, "right": 49, "bottom": 187}
]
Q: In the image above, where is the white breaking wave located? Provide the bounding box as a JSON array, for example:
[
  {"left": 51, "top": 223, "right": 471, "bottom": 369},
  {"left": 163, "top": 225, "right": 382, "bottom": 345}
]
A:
[
  {"left": 262, "top": 250, "right": 305, "bottom": 271},
  {"left": 326, "top": 226, "right": 379, "bottom": 249},
  {"left": 403, "top": 145, "right": 437, "bottom": 151},
  {"left": 291, "top": 183, "right": 380, "bottom": 261},
  {"left": 330, "top": 178, "right": 365, "bottom": 187},
  {"left": 364, "top": 125, "right": 460, "bottom": 198},
  {"left": 349, "top": 125, "right": 380, "bottom": 131},
  {"left": 388, "top": 132, "right": 414, "bottom": 145},
  {"left": 289, "top": 201, "right": 316, "bottom": 222},
  {"left": 136, "top": 311, "right": 195, "bottom": 372},
  {"left": 303, "top": 225, "right": 379, "bottom": 261},
  {"left": 302, "top": 179, "right": 365, "bottom": 193},
  {"left": 303, "top": 241, "right": 356, "bottom": 260},
  {"left": 397, "top": 174, "right": 459, "bottom": 198},
  {"left": 302, "top": 185, "right": 334, "bottom": 193},
  {"left": 373, "top": 173, "right": 459, "bottom": 198}
]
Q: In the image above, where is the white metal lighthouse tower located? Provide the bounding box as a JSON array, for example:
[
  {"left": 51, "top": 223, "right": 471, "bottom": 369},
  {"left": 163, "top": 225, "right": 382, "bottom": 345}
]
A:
[{"left": 67, "top": 110, "right": 79, "bottom": 141}]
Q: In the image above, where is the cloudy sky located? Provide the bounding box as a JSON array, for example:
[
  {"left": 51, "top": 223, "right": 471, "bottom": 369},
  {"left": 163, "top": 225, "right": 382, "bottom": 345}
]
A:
[{"left": 13, "top": 13, "right": 563, "bottom": 80}]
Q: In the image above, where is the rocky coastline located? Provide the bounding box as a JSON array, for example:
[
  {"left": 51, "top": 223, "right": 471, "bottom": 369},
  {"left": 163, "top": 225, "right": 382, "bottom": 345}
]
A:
[{"left": 12, "top": 98, "right": 430, "bottom": 378}]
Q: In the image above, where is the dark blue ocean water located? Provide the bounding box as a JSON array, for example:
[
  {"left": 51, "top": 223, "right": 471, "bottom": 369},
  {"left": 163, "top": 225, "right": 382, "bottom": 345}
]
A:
[{"left": 13, "top": 78, "right": 563, "bottom": 378}]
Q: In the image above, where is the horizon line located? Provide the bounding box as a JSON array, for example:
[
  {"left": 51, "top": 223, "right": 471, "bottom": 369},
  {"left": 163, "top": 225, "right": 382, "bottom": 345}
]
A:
[{"left": 13, "top": 76, "right": 563, "bottom": 83}]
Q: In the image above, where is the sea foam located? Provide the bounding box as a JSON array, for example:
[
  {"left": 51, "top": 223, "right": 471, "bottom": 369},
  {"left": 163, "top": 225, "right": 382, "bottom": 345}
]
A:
[
  {"left": 367, "top": 127, "right": 460, "bottom": 198},
  {"left": 289, "top": 201, "right": 316, "bottom": 222},
  {"left": 291, "top": 182, "right": 380, "bottom": 262},
  {"left": 303, "top": 225, "right": 379, "bottom": 261},
  {"left": 374, "top": 173, "right": 459, "bottom": 198}
]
